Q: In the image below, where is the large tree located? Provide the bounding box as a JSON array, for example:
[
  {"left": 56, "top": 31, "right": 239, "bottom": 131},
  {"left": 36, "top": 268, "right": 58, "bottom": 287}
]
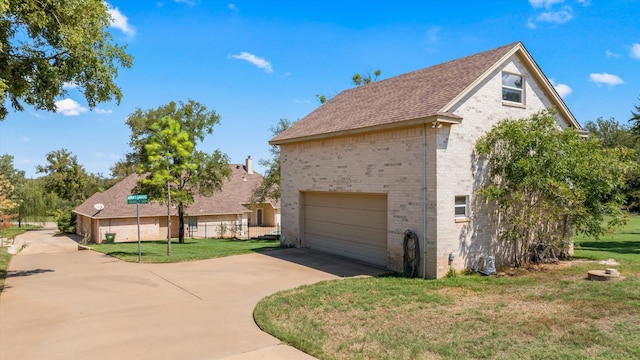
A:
[
  {"left": 0, "top": 154, "right": 23, "bottom": 211},
  {"left": 113, "top": 99, "right": 221, "bottom": 176},
  {"left": 17, "top": 179, "right": 59, "bottom": 225},
  {"left": 585, "top": 116, "right": 640, "bottom": 212},
  {"left": 36, "top": 148, "right": 89, "bottom": 204},
  {"left": 0, "top": 0, "right": 133, "bottom": 119},
  {"left": 629, "top": 96, "right": 640, "bottom": 137},
  {"left": 476, "top": 109, "right": 635, "bottom": 266},
  {"left": 0, "top": 174, "right": 16, "bottom": 213},
  {"left": 123, "top": 101, "right": 231, "bottom": 244},
  {"left": 251, "top": 118, "right": 292, "bottom": 204},
  {"left": 584, "top": 117, "right": 636, "bottom": 149}
]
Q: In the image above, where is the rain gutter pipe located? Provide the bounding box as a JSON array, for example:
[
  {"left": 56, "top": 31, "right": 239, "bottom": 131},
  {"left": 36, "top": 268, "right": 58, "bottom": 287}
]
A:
[{"left": 423, "top": 123, "right": 427, "bottom": 279}]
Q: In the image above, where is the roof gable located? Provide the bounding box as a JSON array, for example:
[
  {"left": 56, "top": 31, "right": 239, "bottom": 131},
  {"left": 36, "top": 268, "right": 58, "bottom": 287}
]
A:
[{"left": 271, "top": 42, "right": 580, "bottom": 144}]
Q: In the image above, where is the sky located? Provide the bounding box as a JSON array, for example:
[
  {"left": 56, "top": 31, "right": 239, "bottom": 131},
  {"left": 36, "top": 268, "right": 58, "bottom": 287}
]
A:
[{"left": 1, "top": 0, "right": 639, "bottom": 178}]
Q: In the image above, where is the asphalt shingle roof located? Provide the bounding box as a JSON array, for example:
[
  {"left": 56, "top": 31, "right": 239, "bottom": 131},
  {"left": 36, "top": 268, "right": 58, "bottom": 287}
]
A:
[
  {"left": 271, "top": 42, "right": 521, "bottom": 143},
  {"left": 74, "top": 165, "right": 265, "bottom": 219}
]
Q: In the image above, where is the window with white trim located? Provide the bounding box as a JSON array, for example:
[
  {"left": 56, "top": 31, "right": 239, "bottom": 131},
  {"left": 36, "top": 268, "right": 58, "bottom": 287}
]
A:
[
  {"left": 455, "top": 196, "right": 469, "bottom": 218},
  {"left": 502, "top": 72, "right": 524, "bottom": 104}
]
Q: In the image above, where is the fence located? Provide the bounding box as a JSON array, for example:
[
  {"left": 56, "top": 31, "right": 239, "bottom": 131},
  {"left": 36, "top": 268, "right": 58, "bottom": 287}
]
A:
[{"left": 187, "top": 222, "right": 280, "bottom": 240}]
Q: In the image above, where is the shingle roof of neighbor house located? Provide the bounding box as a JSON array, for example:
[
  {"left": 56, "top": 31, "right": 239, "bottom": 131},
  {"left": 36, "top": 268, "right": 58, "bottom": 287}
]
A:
[
  {"left": 271, "top": 42, "right": 581, "bottom": 144},
  {"left": 74, "top": 164, "right": 268, "bottom": 219}
]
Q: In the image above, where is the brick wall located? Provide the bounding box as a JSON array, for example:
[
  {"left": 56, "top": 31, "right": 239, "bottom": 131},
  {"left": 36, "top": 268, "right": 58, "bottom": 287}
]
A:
[{"left": 280, "top": 55, "right": 572, "bottom": 278}]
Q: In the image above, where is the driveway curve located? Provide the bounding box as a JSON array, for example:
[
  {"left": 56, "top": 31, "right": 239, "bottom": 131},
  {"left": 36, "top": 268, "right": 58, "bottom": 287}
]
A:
[{"left": 0, "top": 227, "right": 387, "bottom": 360}]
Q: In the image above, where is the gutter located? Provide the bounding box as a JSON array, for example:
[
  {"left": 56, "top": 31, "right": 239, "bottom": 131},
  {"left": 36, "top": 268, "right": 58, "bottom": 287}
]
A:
[{"left": 423, "top": 123, "right": 428, "bottom": 279}]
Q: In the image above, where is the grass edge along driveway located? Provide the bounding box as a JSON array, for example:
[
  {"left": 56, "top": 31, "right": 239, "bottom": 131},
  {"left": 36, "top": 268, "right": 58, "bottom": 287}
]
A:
[
  {"left": 254, "top": 218, "right": 640, "bottom": 360},
  {"left": 90, "top": 238, "right": 283, "bottom": 263}
]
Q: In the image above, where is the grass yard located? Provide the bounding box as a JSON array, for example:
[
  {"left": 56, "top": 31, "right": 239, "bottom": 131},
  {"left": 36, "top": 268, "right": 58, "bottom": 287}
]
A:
[
  {"left": 254, "top": 217, "right": 640, "bottom": 360},
  {"left": 1, "top": 224, "right": 41, "bottom": 242},
  {"left": 90, "top": 238, "right": 283, "bottom": 263},
  {"left": 0, "top": 247, "right": 11, "bottom": 292}
]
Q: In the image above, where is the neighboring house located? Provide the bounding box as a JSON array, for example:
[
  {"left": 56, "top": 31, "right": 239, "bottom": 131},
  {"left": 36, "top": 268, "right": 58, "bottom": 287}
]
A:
[
  {"left": 74, "top": 157, "right": 280, "bottom": 243},
  {"left": 270, "top": 42, "right": 585, "bottom": 279}
]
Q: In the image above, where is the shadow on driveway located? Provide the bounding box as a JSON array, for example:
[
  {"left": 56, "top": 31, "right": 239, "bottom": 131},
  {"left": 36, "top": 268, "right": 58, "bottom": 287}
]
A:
[
  {"left": 259, "top": 248, "right": 392, "bottom": 278},
  {"left": 7, "top": 268, "right": 55, "bottom": 277}
]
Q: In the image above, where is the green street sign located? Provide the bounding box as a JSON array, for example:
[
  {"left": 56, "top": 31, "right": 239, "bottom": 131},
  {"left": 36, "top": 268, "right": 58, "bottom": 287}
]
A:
[{"left": 127, "top": 194, "right": 148, "bottom": 204}]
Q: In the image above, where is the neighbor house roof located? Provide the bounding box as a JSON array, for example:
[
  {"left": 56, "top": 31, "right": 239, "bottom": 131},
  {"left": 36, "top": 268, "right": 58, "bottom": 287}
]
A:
[
  {"left": 271, "top": 42, "right": 581, "bottom": 145},
  {"left": 74, "top": 164, "right": 265, "bottom": 219}
]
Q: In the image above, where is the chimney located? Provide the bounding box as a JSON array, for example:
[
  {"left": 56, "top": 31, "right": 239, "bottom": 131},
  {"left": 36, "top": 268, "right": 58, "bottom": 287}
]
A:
[{"left": 246, "top": 156, "right": 254, "bottom": 175}]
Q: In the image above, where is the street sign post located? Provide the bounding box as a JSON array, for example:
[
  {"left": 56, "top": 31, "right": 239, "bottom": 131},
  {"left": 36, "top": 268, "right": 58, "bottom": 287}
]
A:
[
  {"left": 127, "top": 194, "right": 148, "bottom": 262},
  {"left": 127, "top": 194, "right": 148, "bottom": 204}
]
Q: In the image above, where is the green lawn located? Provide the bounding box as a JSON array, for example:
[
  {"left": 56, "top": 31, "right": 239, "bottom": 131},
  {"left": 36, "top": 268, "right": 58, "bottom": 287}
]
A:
[
  {"left": 0, "top": 247, "right": 11, "bottom": 292},
  {"left": 254, "top": 217, "right": 640, "bottom": 360},
  {"left": 1, "top": 224, "right": 41, "bottom": 242},
  {"left": 573, "top": 214, "right": 640, "bottom": 273},
  {"left": 90, "top": 238, "right": 283, "bottom": 263}
]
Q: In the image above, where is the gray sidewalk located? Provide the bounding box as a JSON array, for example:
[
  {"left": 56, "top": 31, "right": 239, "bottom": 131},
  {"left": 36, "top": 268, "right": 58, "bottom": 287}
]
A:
[{"left": 0, "top": 228, "right": 385, "bottom": 359}]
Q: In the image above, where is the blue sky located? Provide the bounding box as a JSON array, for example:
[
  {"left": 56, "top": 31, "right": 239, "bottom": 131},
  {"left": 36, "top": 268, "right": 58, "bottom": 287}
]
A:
[{"left": 1, "top": 0, "right": 639, "bottom": 178}]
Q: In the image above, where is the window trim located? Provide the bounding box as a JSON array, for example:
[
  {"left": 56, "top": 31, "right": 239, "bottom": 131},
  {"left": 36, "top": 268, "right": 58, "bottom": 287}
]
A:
[
  {"left": 501, "top": 71, "right": 525, "bottom": 105},
  {"left": 454, "top": 195, "right": 469, "bottom": 220}
]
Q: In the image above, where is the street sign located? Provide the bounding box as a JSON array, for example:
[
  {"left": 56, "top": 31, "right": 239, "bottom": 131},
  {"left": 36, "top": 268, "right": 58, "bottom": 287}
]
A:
[
  {"left": 127, "top": 194, "right": 148, "bottom": 262},
  {"left": 127, "top": 194, "right": 148, "bottom": 204}
]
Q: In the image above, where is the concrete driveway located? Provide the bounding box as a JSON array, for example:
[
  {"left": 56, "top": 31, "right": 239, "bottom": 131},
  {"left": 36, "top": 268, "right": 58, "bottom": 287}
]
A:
[{"left": 0, "top": 226, "right": 387, "bottom": 360}]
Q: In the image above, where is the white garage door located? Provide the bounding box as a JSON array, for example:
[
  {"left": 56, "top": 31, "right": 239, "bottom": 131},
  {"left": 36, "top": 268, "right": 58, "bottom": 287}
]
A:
[{"left": 304, "top": 192, "right": 388, "bottom": 267}]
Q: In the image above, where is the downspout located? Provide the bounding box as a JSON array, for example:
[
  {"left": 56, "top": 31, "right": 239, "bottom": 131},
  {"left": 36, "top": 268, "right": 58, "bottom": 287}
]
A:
[{"left": 423, "top": 123, "right": 428, "bottom": 279}]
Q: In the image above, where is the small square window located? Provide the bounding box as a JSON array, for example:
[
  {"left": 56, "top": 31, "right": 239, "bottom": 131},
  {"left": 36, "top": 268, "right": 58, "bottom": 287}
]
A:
[
  {"left": 502, "top": 72, "right": 524, "bottom": 104},
  {"left": 455, "top": 196, "right": 469, "bottom": 218}
]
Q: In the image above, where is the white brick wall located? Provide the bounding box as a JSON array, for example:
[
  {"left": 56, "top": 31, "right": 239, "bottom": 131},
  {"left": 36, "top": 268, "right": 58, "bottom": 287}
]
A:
[{"left": 280, "top": 55, "right": 572, "bottom": 278}]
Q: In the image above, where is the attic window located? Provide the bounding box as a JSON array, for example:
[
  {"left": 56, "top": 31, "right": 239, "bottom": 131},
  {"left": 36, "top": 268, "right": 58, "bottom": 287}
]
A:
[{"left": 502, "top": 72, "right": 524, "bottom": 104}]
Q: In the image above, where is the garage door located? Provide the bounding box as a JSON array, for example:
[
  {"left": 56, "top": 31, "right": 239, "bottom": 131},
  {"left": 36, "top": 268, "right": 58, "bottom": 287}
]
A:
[{"left": 304, "top": 192, "right": 388, "bottom": 267}]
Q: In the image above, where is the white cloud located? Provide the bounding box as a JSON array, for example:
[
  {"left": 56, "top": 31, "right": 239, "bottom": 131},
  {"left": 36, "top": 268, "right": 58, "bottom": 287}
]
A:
[
  {"left": 577, "top": 0, "right": 591, "bottom": 6},
  {"left": 526, "top": 18, "right": 537, "bottom": 29},
  {"left": 589, "top": 73, "right": 624, "bottom": 87},
  {"left": 107, "top": 5, "right": 136, "bottom": 36},
  {"left": 426, "top": 26, "right": 440, "bottom": 44},
  {"left": 529, "top": 0, "right": 565, "bottom": 9},
  {"left": 536, "top": 7, "right": 573, "bottom": 24},
  {"left": 175, "top": 0, "right": 196, "bottom": 6},
  {"left": 231, "top": 52, "right": 274, "bottom": 73},
  {"left": 550, "top": 78, "right": 572, "bottom": 98},
  {"left": 605, "top": 50, "right": 621, "bottom": 58},
  {"left": 95, "top": 108, "right": 113, "bottom": 115},
  {"left": 29, "top": 111, "right": 46, "bottom": 119},
  {"left": 554, "top": 83, "right": 573, "bottom": 98},
  {"left": 62, "top": 82, "right": 78, "bottom": 89},
  {"left": 55, "top": 98, "right": 88, "bottom": 116},
  {"left": 630, "top": 43, "right": 640, "bottom": 59}
]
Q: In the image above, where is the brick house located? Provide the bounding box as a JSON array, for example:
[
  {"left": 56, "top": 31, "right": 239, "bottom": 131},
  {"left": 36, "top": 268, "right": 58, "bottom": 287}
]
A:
[
  {"left": 270, "top": 42, "right": 584, "bottom": 279},
  {"left": 74, "top": 157, "right": 280, "bottom": 243}
]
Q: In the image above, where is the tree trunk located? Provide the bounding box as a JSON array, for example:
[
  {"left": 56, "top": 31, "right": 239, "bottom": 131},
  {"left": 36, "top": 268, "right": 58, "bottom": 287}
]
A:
[{"left": 178, "top": 204, "right": 185, "bottom": 244}]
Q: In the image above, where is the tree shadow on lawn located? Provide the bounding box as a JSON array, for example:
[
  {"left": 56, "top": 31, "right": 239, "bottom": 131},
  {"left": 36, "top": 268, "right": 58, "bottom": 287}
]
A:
[{"left": 576, "top": 240, "right": 640, "bottom": 255}]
